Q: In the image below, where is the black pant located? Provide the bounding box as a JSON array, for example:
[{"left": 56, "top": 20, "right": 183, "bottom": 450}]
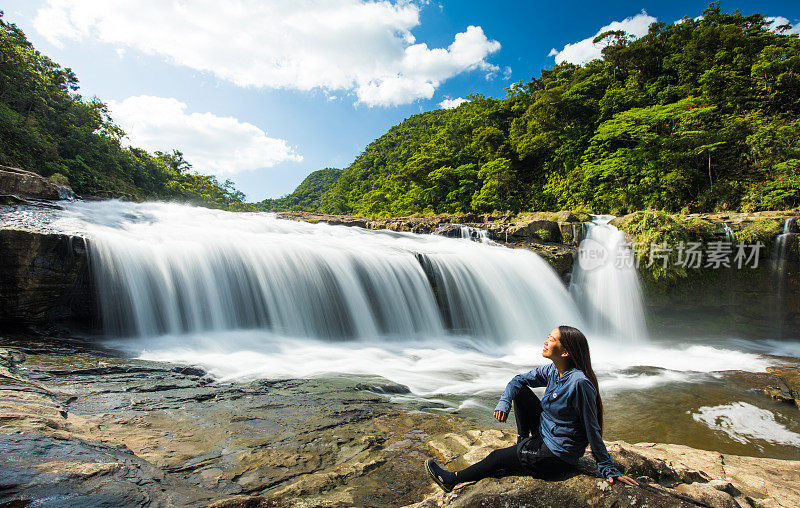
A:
[
  {"left": 514, "top": 383, "right": 543, "bottom": 441},
  {"left": 453, "top": 387, "right": 568, "bottom": 483}
]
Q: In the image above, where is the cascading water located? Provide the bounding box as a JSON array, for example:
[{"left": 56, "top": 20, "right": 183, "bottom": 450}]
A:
[
  {"left": 458, "top": 225, "right": 493, "bottom": 244},
  {"left": 60, "top": 201, "right": 580, "bottom": 343},
  {"left": 774, "top": 218, "right": 797, "bottom": 262},
  {"left": 432, "top": 223, "right": 494, "bottom": 244},
  {"left": 568, "top": 215, "right": 648, "bottom": 341},
  {"left": 722, "top": 223, "right": 735, "bottom": 242},
  {"left": 772, "top": 218, "right": 799, "bottom": 340}
]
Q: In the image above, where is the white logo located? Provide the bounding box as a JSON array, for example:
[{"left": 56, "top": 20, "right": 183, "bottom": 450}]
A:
[{"left": 577, "top": 238, "right": 608, "bottom": 271}]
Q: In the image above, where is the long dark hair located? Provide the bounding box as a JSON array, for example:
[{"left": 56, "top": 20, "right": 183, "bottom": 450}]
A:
[{"left": 558, "top": 325, "right": 603, "bottom": 432}]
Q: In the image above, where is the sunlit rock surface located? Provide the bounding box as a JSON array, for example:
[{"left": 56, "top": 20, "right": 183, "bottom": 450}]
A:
[
  {"left": 2, "top": 342, "right": 799, "bottom": 507},
  {"left": 0, "top": 165, "right": 73, "bottom": 201}
]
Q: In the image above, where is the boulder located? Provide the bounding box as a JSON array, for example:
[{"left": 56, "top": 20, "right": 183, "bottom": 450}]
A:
[
  {"left": 0, "top": 165, "right": 73, "bottom": 200},
  {"left": 765, "top": 366, "right": 800, "bottom": 409},
  {"left": 559, "top": 221, "right": 586, "bottom": 245},
  {"left": 506, "top": 220, "right": 562, "bottom": 243}
]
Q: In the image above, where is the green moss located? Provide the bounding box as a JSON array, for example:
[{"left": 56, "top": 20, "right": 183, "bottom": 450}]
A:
[
  {"left": 614, "top": 210, "right": 717, "bottom": 282},
  {"left": 735, "top": 218, "right": 782, "bottom": 254},
  {"left": 532, "top": 229, "right": 551, "bottom": 242},
  {"left": 48, "top": 172, "right": 69, "bottom": 185}
]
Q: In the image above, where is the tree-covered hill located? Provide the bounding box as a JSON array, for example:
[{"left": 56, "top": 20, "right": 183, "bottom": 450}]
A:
[
  {"left": 273, "top": 4, "right": 800, "bottom": 216},
  {"left": 258, "top": 168, "right": 342, "bottom": 212},
  {"left": 0, "top": 11, "right": 248, "bottom": 210}
]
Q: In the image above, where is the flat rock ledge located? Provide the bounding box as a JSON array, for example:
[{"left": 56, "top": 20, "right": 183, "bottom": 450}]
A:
[
  {"left": 2, "top": 345, "right": 799, "bottom": 508},
  {"left": 277, "top": 211, "right": 584, "bottom": 275}
]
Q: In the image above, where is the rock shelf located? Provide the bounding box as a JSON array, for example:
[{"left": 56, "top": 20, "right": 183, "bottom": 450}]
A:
[{"left": 1, "top": 340, "right": 799, "bottom": 507}]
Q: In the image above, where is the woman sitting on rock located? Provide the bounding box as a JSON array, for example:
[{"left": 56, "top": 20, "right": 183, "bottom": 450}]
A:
[{"left": 425, "top": 325, "right": 638, "bottom": 491}]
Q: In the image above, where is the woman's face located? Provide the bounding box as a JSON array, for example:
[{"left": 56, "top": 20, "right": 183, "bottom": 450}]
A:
[{"left": 542, "top": 328, "right": 567, "bottom": 360}]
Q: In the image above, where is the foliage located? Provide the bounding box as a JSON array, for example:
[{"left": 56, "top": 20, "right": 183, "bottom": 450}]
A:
[
  {"left": 0, "top": 12, "right": 247, "bottom": 210},
  {"left": 282, "top": 4, "right": 800, "bottom": 216},
  {"left": 614, "top": 210, "right": 717, "bottom": 282},
  {"left": 532, "top": 229, "right": 551, "bottom": 242},
  {"left": 48, "top": 172, "right": 69, "bottom": 185},
  {"left": 735, "top": 218, "right": 783, "bottom": 253},
  {"left": 258, "top": 168, "right": 342, "bottom": 212}
]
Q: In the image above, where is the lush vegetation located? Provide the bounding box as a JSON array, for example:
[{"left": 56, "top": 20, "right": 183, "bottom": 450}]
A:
[
  {"left": 612, "top": 211, "right": 717, "bottom": 282},
  {"left": 258, "top": 168, "right": 342, "bottom": 212},
  {"left": 0, "top": 11, "right": 248, "bottom": 210},
  {"left": 269, "top": 4, "right": 800, "bottom": 216}
]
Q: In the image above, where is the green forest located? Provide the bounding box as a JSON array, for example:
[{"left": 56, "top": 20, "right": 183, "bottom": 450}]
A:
[
  {"left": 0, "top": 11, "right": 248, "bottom": 210},
  {"left": 2, "top": 5, "right": 800, "bottom": 216},
  {"left": 266, "top": 4, "right": 800, "bottom": 216}
]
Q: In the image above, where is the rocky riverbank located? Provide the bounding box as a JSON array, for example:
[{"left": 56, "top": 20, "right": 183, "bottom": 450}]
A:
[{"left": 2, "top": 336, "right": 800, "bottom": 507}]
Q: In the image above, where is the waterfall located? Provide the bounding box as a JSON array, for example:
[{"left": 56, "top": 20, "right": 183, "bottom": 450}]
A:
[
  {"left": 433, "top": 223, "right": 494, "bottom": 244},
  {"left": 60, "top": 201, "right": 582, "bottom": 343},
  {"left": 45, "top": 201, "right": 785, "bottom": 402},
  {"left": 722, "top": 223, "right": 734, "bottom": 242},
  {"left": 568, "top": 215, "right": 648, "bottom": 341},
  {"left": 458, "top": 225, "right": 493, "bottom": 244},
  {"left": 772, "top": 218, "right": 799, "bottom": 340},
  {"left": 774, "top": 218, "right": 797, "bottom": 261}
]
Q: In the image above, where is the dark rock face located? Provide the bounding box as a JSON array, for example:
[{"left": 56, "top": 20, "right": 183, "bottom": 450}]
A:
[
  {"left": 776, "top": 233, "right": 799, "bottom": 262},
  {"left": 0, "top": 229, "right": 95, "bottom": 329},
  {"left": 644, "top": 262, "right": 800, "bottom": 340},
  {"left": 0, "top": 165, "right": 73, "bottom": 200}
]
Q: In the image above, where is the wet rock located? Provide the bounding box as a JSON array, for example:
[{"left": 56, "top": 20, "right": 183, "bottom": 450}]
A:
[
  {"left": 0, "top": 165, "right": 73, "bottom": 201},
  {"left": 431, "top": 224, "right": 466, "bottom": 238},
  {"left": 559, "top": 221, "right": 586, "bottom": 245},
  {"left": 0, "top": 229, "right": 94, "bottom": 328},
  {"left": 765, "top": 366, "right": 800, "bottom": 409},
  {"left": 355, "top": 382, "right": 411, "bottom": 395},
  {"left": 0, "top": 432, "right": 222, "bottom": 507}
]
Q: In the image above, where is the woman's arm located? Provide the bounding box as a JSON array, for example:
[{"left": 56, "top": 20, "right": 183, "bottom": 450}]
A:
[
  {"left": 576, "top": 380, "right": 631, "bottom": 481},
  {"left": 494, "top": 364, "right": 550, "bottom": 415}
]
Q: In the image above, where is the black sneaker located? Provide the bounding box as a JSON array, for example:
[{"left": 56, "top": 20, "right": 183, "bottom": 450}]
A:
[{"left": 425, "top": 458, "right": 456, "bottom": 492}]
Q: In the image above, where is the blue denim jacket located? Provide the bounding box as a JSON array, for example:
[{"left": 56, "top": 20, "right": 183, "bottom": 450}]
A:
[{"left": 495, "top": 363, "right": 622, "bottom": 479}]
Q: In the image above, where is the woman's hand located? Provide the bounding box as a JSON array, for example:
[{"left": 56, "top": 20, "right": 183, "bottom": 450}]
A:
[
  {"left": 493, "top": 410, "right": 507, "bottom": 422},
  {"left": 608, "top": 475, "right": 638, "bottom": 486}
]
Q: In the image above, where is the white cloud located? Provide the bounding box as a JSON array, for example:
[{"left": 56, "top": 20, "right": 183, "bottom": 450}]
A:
[
  {"left": 674, "top": 15, "right": 704, "bottom": 25},
  {"left": 33, "top": 0, "right": 501, "bottom": 107},
  {"left": 106, "top": 96, "right": 302, "bottom": 175},
  {"left": 438, "top": 97, "right": 468, "bottom": 109},
  {"left": 767, "top": 16, "right": 800, "bottom": 35},
  {"left": 549, "top": 11, "right": 657, "bottom": 65}
]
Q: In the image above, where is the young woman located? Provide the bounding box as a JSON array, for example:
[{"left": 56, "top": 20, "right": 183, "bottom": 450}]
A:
[{"left": 425, "top": 325, "right": 638, "bottom": 491}]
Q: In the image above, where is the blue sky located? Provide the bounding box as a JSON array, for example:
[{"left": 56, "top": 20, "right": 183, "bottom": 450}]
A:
[{"left": 3, "top": 1, "right": 799, "bottom": 201}]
